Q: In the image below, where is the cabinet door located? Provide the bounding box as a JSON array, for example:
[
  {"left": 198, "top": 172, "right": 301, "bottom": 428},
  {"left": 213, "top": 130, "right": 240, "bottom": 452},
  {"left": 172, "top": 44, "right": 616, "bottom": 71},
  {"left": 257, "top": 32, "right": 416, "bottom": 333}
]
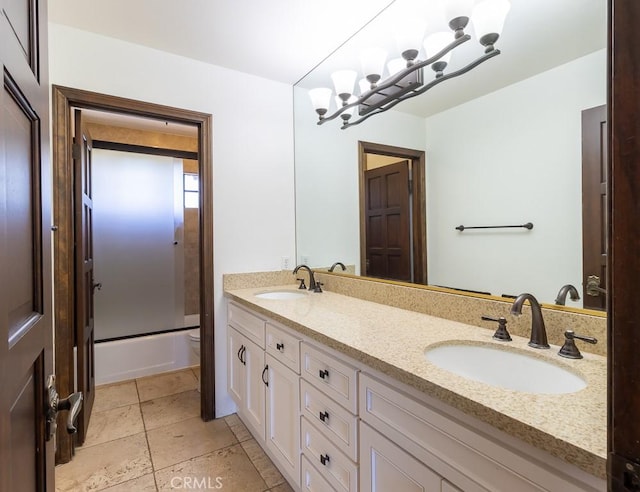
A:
[
  {"left": 228, "top": 327, "right": 245, "bottom": 406},
  {"left": 243, "top": 337, "right": 266, "bottom": 441},
  {"left": 266, "top": 354, "right": 300, "bottom": 487},
  {"left": 360, "top": 422, "right": 442, "bottom": 492}
]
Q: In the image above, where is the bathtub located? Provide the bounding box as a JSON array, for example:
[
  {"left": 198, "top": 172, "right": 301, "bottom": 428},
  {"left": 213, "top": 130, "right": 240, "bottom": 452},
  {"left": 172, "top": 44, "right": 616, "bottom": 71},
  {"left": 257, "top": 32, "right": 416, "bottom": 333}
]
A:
[{"left": 94, "top": 325, "right": 199, "bottom": 385}]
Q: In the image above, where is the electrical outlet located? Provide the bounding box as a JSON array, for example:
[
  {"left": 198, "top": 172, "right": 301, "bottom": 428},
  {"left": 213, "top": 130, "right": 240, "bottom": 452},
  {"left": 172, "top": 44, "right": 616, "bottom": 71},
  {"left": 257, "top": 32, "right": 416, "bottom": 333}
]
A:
[
  {"left": 301, "top": 255, "right": 310, "bottom": 265},
  {"left": 281, "top": 256, "right": 290, "bottom": 270}
]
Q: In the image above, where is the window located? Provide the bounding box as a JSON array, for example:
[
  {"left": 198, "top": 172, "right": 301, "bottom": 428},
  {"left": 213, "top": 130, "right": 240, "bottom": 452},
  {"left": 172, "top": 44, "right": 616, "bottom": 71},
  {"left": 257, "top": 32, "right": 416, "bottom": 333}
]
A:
[{"left": 184, "top": 173, "right": 199, "bottom": 208}]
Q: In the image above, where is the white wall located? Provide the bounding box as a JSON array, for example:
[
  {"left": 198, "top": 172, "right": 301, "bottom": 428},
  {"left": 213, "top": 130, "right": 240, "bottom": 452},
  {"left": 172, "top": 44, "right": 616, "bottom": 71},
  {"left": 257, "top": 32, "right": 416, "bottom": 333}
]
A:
[
  {"left": 294, "top": 85, "right": 427, "bottom": 271},
  {"left": 425, "top": 50, "right": 606, "bottom": 303},
  {"left": 49, "top": 24, "right": 296, "bottom": 416}
]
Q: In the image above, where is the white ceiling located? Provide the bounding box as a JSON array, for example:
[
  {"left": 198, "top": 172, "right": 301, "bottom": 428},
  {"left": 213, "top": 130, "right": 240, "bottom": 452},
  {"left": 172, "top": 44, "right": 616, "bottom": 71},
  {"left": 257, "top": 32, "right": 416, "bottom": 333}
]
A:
[
  {"left": 48, "top": 0, "right": 396, "bottom": 85},
  {"left": 49, "top": 0, "right": 606, "bottom": 121}
]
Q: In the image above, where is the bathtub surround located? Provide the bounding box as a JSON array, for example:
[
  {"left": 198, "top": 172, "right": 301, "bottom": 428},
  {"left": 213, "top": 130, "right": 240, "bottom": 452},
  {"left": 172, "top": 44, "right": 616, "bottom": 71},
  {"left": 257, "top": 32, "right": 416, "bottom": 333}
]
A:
[{"left": 223, "top": 270, "right": 606, "bottom": 357}]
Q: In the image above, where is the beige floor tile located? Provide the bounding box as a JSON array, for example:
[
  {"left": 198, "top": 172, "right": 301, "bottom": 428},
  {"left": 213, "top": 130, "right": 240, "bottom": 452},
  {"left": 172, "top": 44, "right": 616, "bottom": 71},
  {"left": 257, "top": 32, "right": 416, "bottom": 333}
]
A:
[
  {"left": 147, "top": 416, "right": 237, "bottom": 470},
  {"left": 93, "top": 381, "right": 139, "bottom": 413},
  {"left": 268, "top": 482, "right": 295, "bottom": 492},
  {"left": 100, "top": 473, "right": 157, "bottom": 491},
  {"left": 155, "top": 444, "right": 268, "bottom": 492},
  {"left": 55, "top": 433, "right": 152, "bottom": 491},
  {"left": 241, "top": 439, "right": 285, "bottom": 488},
  {"left": 191, "top": 366, "right": 200, "bottom": 381},
  {"left": 141, "top": 390, "right": 200, "bottom": 430},
  {"left": 136, "top": 369, "right": 198, "bottom": 402},
  {"left": 83, "top": 404, "right": 145, "bottom": 448},
  {"left": 224, "top": 413, "right": 253, "bottom": 442}
]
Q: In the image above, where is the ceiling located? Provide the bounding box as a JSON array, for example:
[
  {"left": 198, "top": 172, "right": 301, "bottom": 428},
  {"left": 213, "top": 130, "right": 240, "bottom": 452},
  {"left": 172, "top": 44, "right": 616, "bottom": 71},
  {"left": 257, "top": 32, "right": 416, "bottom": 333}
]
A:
[
  {"left": 48, "top": 0, "right": 396, "bottom": 85},
  {"left": 50, "top": 0, "right": 607, "bottom": 121}
]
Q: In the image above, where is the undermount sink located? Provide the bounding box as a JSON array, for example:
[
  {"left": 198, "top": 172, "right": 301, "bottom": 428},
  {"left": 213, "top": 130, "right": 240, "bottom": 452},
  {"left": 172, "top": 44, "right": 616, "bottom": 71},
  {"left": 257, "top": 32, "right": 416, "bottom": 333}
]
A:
[
  {"left": 425, "top": 342, "right": 586, "bottom": 394},
  {"left": 254, "top": 290, "right": 307, "bottom": 300}
]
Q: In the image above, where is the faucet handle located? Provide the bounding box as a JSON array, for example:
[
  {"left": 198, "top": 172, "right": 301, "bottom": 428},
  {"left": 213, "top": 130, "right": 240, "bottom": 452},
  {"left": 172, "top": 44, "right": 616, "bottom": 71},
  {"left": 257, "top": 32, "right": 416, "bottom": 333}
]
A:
[
  {"left": 313, "top": 282, "right": 324, "bottom": 293},
  {"left": 481, "top": 315, "right": 512, "bottom": 342},
  {"left": 296, "top": 278, "right": 307, "bottom": 290},
  {"left": 558, "top": 330, "right": 598, "bottom": 359}
]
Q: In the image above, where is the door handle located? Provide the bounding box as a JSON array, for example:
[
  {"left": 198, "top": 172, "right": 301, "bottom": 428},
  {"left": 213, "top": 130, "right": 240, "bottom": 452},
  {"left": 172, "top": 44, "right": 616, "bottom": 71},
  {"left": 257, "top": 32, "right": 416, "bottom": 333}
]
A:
[
  {"left": 586, "top": 275, "right": 607, "bottom": 296},
  {"left": 261, "top": 365, "right": 269, "bottom": 386},
  {"left": 45, "top": 375, "right": 83, "bottom": 441},
  {"left": 92, "top": 282, "right": 102, "bottom": 293}
]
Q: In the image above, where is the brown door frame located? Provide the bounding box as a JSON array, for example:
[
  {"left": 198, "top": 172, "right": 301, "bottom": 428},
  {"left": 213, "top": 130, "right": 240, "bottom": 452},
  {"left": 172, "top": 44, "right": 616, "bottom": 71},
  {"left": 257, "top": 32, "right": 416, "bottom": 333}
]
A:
[
  {"left": 608, "top": 0, "right": 640, "bottom": 489},
  {"left": 358, "top": 141, "right": 427, "bottom": 284},
  {"left": 52, "top": 85, "right": 215, "bottom": 463}
]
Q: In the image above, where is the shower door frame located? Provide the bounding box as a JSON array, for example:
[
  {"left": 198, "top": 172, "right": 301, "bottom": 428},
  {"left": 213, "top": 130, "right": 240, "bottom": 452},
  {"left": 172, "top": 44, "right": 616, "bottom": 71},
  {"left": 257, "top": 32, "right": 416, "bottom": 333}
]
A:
[{"left": 51, "top": 85, "right": 215, "bottom": 463}]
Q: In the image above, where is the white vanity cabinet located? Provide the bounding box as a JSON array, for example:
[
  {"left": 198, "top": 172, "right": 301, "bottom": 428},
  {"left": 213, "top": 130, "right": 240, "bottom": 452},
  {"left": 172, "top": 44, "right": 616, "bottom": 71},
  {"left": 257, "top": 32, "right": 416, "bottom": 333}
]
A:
[
  {"left": 300, "top": 342, "right": 359, "bottom": 492},
  {"left": 227, "top": 302, "right": 301, "bottom": 488}
]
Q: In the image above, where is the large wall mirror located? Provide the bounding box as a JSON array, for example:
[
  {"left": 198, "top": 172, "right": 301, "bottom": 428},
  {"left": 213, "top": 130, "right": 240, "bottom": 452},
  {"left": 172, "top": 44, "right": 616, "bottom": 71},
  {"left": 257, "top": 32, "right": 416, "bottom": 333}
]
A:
[{"left": 294, "top": 0, "right": 606, "bottom": 310}]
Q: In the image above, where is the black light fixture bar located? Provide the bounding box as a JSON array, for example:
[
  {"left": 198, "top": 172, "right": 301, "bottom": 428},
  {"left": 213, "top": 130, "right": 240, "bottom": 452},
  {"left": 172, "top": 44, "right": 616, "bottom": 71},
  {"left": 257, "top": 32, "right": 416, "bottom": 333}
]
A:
[
  {"left": 342, "top": 48, "right": 500, "bottom": 129},
  {"left": 317, "top": 33, "right": 471, "bottom": 126}
]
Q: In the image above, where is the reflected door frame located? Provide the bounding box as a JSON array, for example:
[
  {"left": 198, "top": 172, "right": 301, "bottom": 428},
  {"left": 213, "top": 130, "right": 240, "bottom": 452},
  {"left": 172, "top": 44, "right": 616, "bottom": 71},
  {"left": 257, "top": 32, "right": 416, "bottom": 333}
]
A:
[{"left": 358, "top": 141, "right": 427, "bottom": 284}]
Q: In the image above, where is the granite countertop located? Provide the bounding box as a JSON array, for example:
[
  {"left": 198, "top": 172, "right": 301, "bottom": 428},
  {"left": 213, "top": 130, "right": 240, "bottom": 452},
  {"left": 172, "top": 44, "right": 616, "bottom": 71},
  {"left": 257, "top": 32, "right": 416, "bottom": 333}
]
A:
[{"left": 224, "top": 285, "right": 607, "bottom": 479}]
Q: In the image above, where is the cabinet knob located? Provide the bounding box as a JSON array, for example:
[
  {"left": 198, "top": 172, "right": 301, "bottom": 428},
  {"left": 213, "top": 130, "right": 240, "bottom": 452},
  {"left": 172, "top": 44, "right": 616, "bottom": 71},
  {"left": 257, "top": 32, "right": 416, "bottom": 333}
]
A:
[
  {"left": 320, "top": 453, "right": 330, "bottom": 466},
  {"left": 319, "top": 410, "right": 329, "bottom": 422},
  {"left": 319, "top": 369, "right": 329, "bottom": 380}
]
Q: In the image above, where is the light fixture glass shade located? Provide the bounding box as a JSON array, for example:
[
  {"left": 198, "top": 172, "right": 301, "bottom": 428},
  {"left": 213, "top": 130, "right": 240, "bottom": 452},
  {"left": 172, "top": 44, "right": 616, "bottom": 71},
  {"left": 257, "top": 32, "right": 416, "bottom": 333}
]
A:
[
  {"left": 358, "top": 78, "right": 371, "bottom": 96},
  {"left": 331, "top": 70, "right": 358, "bottom": 97},
  {"left": 445, "top": 0, "right": 474, "bottom": 21},
  {"left": 387, "top": 58, "right": 406, "bottom": 77},
  {"left": 308, "top": 88, "right": 332, "bottom": 111},
  {"left": 395, "top": 19, "right": 425, "bottom": 56},
  {"left": 472, "top": 0, "right": 511, "bottom": 38},
  {"left": 424, "top": 32, "right": 454, "bottom": 64},
  {"left": 360, "top": 48, "right": 387, "bottom": 80}
]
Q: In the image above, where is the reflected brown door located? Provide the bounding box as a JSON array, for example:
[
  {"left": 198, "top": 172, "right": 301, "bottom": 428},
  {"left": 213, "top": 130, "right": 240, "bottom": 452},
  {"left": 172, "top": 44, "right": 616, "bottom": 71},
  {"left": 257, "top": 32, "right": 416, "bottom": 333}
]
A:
[
  {"left": 74, "top": 110, "right": 96, "bottom": 444},
  {"left": 364, "top": 161, "right": 411, "bottom": 281},
  {"left": 0, "top": 0, "right": 54, "bottom": 489},
  {"left": 581, "top": 105, "right": 607, "bottom": 311}
]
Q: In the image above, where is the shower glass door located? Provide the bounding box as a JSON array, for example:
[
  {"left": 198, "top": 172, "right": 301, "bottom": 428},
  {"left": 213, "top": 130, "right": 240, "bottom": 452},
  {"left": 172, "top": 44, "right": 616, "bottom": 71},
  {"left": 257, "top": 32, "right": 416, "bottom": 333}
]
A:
[{"left": 92, "top": 149, "right": 185, "bottom": 341}]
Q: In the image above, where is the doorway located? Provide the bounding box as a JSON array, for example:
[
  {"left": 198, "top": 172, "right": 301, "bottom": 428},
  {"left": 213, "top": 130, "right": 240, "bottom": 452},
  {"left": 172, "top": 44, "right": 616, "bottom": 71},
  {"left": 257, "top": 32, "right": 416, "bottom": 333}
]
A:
[
  {"left": 52, "top": 86, "right": 214, "bottom": 464},
  {"left": 358, "top": 141, "right": 427, "bottom": 284}
]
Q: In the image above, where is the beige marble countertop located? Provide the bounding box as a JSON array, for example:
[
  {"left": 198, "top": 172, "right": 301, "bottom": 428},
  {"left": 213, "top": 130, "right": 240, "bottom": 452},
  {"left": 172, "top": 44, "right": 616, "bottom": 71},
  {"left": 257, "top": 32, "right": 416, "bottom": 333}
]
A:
[{"left": 225, "top": 285, "right": 607, "bottom": 479}]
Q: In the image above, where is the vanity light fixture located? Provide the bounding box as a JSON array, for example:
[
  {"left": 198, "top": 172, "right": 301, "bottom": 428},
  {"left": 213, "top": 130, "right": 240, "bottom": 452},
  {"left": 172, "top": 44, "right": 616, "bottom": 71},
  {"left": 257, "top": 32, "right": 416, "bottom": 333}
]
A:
[{"left": 308, "top": 0, "right": 511, "bottom": 129}]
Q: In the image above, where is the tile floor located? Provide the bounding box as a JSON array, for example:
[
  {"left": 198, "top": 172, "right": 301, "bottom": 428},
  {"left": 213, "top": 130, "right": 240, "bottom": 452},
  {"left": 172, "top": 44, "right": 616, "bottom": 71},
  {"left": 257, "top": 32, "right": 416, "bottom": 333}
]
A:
[{"left": 55, "top": 368, "right": 294, "bottom": 492}]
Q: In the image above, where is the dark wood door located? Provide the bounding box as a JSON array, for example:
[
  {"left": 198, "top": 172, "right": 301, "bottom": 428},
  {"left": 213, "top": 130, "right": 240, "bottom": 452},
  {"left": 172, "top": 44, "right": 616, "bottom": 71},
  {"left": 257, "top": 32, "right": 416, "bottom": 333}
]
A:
[
  {"left": 0, "top": 0, "right": 54, "bottom": 489},
  {"left": 581, "top": 105, "right": 607, "bottom": 311},
  {"left": 364, "top": 161, "right": 411, "bottom": 282},
  {"left": 609, "top": 0, "right": 640, "bottom": 489},
  {"left": 74, "top": 110, "right": 96, "bottom": 444}
]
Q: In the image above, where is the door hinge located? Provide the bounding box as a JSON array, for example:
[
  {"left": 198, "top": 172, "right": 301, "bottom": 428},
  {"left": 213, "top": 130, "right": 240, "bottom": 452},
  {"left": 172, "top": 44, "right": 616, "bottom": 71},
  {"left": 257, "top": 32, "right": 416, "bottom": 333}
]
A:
[
  {"left": 72, "top": 143, "right": 81, "bottom": 160},
  {"left": 610, "top": 452, "right": 640, "bottom": 491}
]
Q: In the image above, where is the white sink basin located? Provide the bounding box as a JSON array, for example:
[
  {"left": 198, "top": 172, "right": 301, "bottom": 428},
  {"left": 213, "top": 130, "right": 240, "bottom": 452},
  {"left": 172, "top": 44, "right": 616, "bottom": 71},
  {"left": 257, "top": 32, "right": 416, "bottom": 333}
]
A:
[
  {"left": 254, "top": 290, "right": 307, "bottom": 300},
  {"left": 425, "top": 343, "right": 586, "bottom": 394}
]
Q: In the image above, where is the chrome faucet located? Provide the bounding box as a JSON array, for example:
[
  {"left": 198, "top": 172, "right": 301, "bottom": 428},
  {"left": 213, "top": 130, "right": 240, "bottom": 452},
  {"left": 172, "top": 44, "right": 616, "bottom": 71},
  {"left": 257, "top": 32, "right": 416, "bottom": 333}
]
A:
[
  {"left": 328, "top": 262, "right": 346, "bottom": 272},
  {"left": 555, "top": 284, "right": 580, "bottom": 305},
  {"left": 510, "top": 293, "right": 550, "bottom": 349},
  {"left": 293, "top": 264, "right": 317, "bottom": 291}
]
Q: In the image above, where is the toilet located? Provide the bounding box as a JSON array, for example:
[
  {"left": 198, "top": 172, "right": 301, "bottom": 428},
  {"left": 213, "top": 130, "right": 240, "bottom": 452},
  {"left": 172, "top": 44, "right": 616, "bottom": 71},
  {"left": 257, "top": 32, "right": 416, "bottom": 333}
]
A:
[{"left": 188, "top": 328, "right": 201, "bottom": 391}]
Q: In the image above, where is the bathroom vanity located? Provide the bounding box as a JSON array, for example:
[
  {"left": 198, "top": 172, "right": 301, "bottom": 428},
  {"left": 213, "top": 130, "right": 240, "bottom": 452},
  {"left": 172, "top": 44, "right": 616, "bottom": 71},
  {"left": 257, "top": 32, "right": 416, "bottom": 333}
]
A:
[{"left": 225, "top": 286, "right": 606, "bottom": 492}]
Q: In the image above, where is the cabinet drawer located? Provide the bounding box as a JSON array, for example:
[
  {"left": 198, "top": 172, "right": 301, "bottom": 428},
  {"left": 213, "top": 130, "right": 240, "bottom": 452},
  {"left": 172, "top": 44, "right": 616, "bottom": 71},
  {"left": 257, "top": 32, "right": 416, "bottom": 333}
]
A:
[
  {"left": 301, "top": 342, "right": 358, "bottom": 413},
  {"left": 266, "top": 322, "right": 300, "bottom": 373},
  {"left": 300, "top": 379, "right": 358, "bottom": 461},
  {"left": 228, "top": 302, "right": 265, "bottom": 348},
  {"left": 301, "top": 455, "right": 337, "bottom": 492},
  {"left": 301, "top": 417, "right": 358, "bottom": 492}
]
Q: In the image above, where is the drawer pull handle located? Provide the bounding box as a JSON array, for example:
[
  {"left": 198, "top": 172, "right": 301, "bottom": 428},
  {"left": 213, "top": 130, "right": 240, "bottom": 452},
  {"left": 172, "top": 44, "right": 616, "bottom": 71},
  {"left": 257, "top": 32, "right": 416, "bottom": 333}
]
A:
[
  {"left": 319, "top": 369, "right": 329, "bottom": 380},
  {"left": 276, "top": 342, "right": 284, "bottom": 351},
  {"left": 261, "top": 365, "right": 269, "bottom": 386},
  {"left": 319, "top": 411, "right": 329, "bottom": 422},
  {"left": 238, "top": 345, "right": 246, "bottom": 365},
  {"left": 320, "top": 453, "right": 330, "bottom": 466}
]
